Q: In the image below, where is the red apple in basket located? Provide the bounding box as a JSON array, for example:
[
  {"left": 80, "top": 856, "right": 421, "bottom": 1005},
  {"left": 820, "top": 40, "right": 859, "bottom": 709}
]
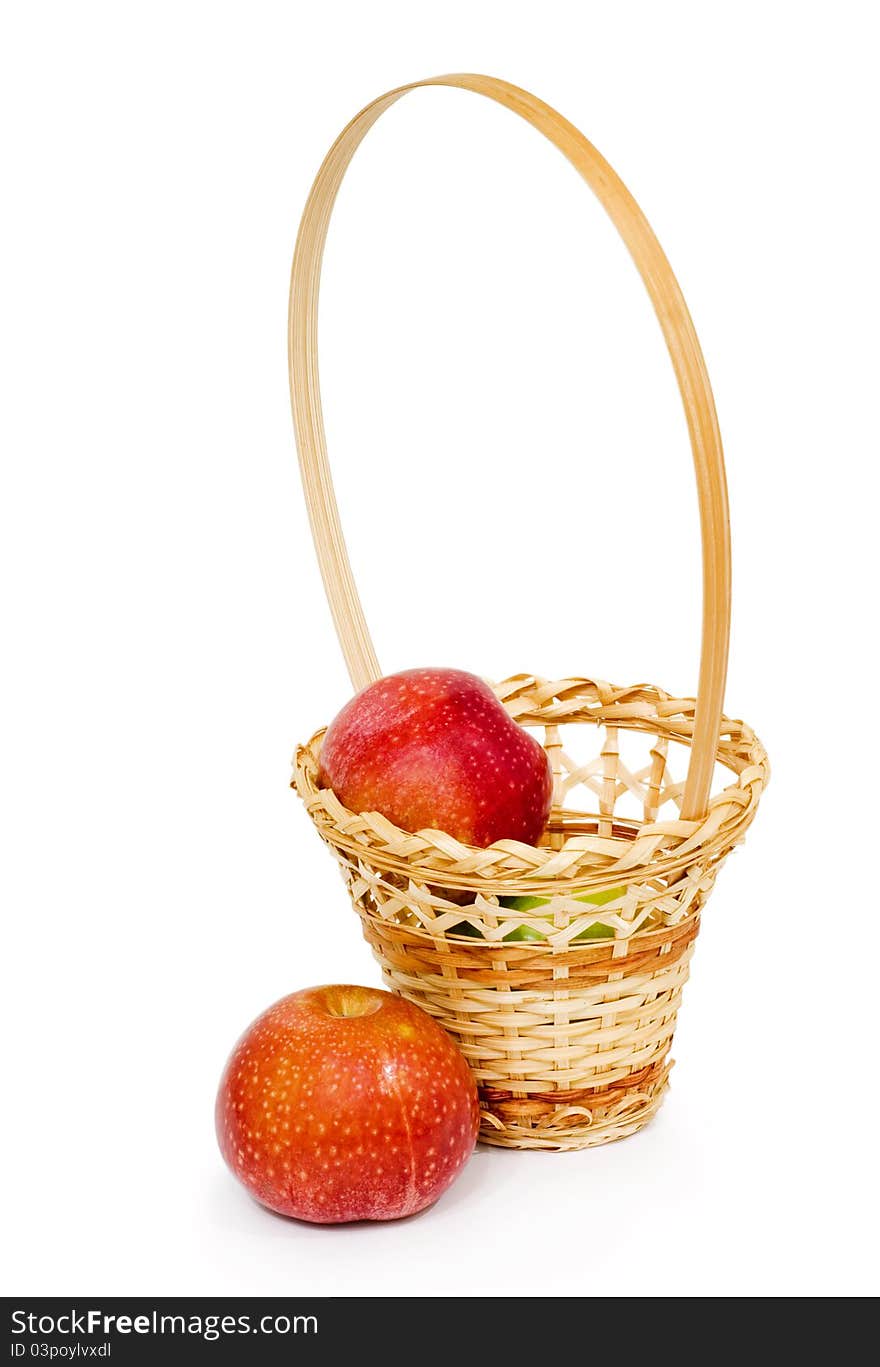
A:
[
  {"left": 318, "top": 667, "right": 553, "bottom": 847},
  {"left": 216, "top": 985, "right": 480, "bottom": 1223}
]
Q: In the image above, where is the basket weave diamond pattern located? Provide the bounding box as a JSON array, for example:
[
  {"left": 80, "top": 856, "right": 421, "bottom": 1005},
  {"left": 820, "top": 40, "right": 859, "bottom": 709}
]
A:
[{"left": 288, "top": 76, "right": 768, "bottom": 1149}]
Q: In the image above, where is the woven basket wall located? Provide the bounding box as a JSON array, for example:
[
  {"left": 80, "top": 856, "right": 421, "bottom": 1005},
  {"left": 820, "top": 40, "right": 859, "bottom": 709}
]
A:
[{"left": 288, "top": 77, "right": 768, "bottom": 1149}]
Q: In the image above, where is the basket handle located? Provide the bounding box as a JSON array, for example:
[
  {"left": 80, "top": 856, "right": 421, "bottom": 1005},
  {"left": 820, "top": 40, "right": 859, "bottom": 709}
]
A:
[{"left": 288, "top": 75, "right": 730, "bottom": 822}]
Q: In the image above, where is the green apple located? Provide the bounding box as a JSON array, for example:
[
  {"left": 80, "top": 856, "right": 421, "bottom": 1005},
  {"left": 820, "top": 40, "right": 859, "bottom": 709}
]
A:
[
  {"left": 451, "top": 886, "right": 627, "bottom": 943},
  {"left": 501, "top": 923, "right": 550, "bottom": 942},
  {"left": 450, "top": 919, "right": 550, "bottom": 942},
  {"left": 500, "top": 885, "right": 627, "bottom": 941},
  {"left": 449, "top": 920, "right": 484, "bottom": 938}
]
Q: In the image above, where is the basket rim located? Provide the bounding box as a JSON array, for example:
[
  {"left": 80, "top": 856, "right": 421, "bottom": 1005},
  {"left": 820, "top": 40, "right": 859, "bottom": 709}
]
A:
[{"left": 291, "top": 674, "right": 768, "bottom": 890}]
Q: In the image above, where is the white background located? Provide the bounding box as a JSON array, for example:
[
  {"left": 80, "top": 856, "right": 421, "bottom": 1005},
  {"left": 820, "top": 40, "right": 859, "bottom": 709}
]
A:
[{"left": 2, "top": 1, "right": 878, "bottom": 1298}]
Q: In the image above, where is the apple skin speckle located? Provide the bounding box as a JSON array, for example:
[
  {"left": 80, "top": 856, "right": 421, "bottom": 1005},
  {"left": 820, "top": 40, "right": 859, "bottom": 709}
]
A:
[
  {"left": 318, "top": 667, "right": 553, "bottom": 847},
  {"left": 216, "top": 985, "right": 480, "bottom": 1224}
]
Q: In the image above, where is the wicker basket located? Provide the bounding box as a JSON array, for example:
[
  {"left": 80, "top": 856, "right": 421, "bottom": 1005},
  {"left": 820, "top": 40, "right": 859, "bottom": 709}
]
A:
[{"left": 288, "top": 75, "right": 768, "bottom": 1150}]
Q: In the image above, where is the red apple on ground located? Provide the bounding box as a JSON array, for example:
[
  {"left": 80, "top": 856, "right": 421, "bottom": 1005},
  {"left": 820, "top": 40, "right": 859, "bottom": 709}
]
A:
[
  {"left": 216, "top": 985, "right": 480, "bottom": 1224},
  {"left": 318, "top": 667, "right": 553, "bottom": 847}
]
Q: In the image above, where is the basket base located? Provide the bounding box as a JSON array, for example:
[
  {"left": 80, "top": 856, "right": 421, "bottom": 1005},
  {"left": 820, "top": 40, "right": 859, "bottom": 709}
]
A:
[{"left": 477, "top": 1070, "right": 671, "bottom": 1151}]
